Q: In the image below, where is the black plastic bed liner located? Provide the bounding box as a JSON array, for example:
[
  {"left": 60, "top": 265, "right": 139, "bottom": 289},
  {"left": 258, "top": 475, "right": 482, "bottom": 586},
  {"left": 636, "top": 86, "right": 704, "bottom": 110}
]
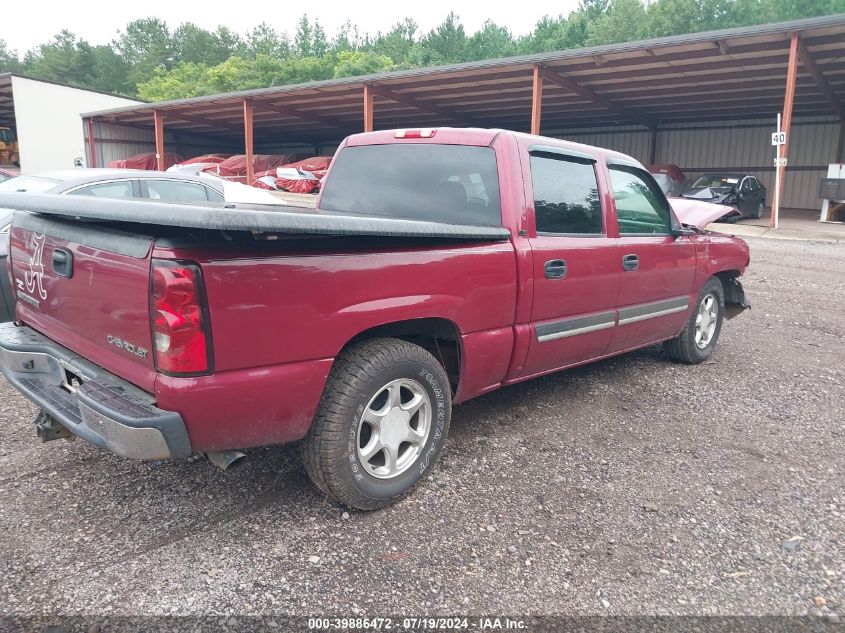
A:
[{"left": 0, "top": 192, "right": 510, "bottom": 241}]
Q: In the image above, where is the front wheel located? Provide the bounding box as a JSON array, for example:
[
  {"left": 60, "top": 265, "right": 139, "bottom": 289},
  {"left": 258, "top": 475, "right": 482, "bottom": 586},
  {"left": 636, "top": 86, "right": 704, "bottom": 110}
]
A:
[
  {"left": 664, "top": 277, "right": 725, "bottom": 364},
  {"left": 752, "top": 202, "right": 763, "bottom": 219},
  {"left": 302, "top": 338, "right": 452, "bottom": 510}
]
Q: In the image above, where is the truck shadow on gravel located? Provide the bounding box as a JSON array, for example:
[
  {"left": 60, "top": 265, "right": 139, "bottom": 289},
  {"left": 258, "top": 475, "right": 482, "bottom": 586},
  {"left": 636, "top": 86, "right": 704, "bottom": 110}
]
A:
[{"left": 9, "top": 343, "right": 681, "bottom": 567}]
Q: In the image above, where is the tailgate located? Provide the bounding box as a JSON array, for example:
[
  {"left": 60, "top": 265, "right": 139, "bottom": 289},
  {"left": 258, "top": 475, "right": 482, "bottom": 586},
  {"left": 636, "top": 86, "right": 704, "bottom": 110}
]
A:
[{"left": 9, "top": 212, "right": 157, "bottom": 393}]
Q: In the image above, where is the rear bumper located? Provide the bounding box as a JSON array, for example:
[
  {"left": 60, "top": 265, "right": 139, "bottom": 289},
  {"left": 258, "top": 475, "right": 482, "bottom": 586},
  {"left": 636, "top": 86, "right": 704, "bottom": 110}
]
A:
[{"left": 0, "top": 322, "right": 191, "bottom": 459}]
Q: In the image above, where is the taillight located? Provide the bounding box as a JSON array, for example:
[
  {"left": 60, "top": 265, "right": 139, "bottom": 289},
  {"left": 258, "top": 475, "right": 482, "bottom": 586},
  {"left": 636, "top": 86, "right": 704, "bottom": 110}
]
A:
[{"left": 150, "top": 259, "right": 212, "bottom": 375}]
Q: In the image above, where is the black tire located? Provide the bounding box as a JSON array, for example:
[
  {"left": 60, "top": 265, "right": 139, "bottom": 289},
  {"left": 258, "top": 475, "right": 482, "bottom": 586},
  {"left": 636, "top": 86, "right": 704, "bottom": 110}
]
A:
[
  {"left": 663, "top": 277, "right": 725, "bottom": 364},
  {"left": 751, "top": 202, "right": 763, "bottom": 219},
  {"left": 302, "top": 337, "right": 452, "bottom": 510}
]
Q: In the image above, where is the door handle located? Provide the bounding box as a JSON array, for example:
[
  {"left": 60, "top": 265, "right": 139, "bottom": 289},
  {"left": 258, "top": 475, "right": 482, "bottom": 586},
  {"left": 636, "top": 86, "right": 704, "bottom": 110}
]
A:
[
  {"left": 622, "top": 254, "right": 639, "bottom": 271},
  {"left": 52, "top": 248, "right": 73, "bottom": 278},
  {"left": 544, "top": 259, "right": 567, "bottom": 279}
]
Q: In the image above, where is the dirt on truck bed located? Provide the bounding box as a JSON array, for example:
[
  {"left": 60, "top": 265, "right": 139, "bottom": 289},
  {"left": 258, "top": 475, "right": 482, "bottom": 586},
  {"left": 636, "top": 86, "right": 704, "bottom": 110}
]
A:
[{"left": 0, "top": 237, "right": 843, "bottom": 628}]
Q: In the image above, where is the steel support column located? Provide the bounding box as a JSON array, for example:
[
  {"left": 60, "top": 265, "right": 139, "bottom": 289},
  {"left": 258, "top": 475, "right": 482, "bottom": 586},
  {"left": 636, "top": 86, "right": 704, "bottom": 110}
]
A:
[
  {"left": 649, "top": 127, "right": 658, "bottom": 164},
  {"left": 153, "top": 110, "right": 165, "bottom": 171},
  {"left": 86, "top": 118, "right": 97, "bottom": 168},
  {"left": 243, "top": 98, "right": 254, "bottom": 186},
  {"left": 363, "top": 84, "right": 374, "bottom": 132},
  {"left": 531, "top": 64, "right": 543, "bottom": 136},
  {"left": 773, "top": 32, "right": 799, "bottom": 227}
]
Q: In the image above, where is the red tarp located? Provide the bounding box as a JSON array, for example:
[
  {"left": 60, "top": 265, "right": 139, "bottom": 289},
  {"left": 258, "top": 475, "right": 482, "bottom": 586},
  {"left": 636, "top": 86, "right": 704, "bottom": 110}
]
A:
[
  {"left": 108, "top": 152, "right": 183, "bottom": 170},
  {"left": 251, "top": 156, "right": 333, "bottom": 194},
  {"left": 647, "top": 164, "right": 686, "bottom": 182},
  {"left": 204, "top": 154, "right": 291, "bottom": 183},
  {"left": 178, "top": 154, "right": 231, "bottom": 166}
]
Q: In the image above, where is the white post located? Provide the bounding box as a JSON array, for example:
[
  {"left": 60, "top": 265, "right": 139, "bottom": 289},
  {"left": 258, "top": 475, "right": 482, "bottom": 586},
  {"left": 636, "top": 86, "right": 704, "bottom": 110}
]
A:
[{"left": 773, "top": 113, "right": 782, "bottom": 230}]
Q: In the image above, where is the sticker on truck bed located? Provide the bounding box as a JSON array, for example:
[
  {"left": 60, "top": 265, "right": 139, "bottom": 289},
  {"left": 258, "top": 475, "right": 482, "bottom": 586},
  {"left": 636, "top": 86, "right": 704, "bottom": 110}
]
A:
[{"left": 16, "top": 232, "right": 47, "bottom": 308}]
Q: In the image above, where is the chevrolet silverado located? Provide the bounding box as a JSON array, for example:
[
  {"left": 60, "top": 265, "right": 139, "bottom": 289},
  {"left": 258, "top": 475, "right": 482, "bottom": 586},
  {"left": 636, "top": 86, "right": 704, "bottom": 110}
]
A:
[{"left": 0, "top": 128, "right": 750, "bottom": 509}]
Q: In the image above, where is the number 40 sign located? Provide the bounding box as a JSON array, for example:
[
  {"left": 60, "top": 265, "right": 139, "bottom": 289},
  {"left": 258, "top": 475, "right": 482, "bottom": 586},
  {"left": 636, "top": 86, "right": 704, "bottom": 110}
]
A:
[{"left": 771, "top": 131, "right": 786, "bottom": 146}]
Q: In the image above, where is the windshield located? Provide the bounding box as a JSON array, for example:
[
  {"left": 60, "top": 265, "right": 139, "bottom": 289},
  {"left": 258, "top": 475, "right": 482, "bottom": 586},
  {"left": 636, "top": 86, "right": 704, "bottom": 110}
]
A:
[
  {"left": 0, "top": 175, "right": 60, "bottom": 193},
  {"left": 692, "top": 175, "right": 739, "bottom": 188},
  {"left": 319, "top": 144, "right": 502, "bottom": 226}
]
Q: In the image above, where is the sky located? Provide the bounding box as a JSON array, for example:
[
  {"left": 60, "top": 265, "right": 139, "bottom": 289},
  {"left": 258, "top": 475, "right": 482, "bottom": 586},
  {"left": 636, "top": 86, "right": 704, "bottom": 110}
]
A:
[{"left": 4, "top": 0, "right": 583, "bottom": 54}]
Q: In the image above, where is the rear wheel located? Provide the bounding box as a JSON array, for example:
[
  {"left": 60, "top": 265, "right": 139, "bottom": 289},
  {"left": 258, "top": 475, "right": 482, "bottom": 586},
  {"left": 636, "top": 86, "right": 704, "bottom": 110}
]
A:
[
  {"left": 302, "top": 338, "right": 452, "bottom": 510},
  {"left": 664, "top": 277, "right": 725, "bottom": 364},
  {"left": 751, "top": 202, "right": 763, "bottom": 219}
]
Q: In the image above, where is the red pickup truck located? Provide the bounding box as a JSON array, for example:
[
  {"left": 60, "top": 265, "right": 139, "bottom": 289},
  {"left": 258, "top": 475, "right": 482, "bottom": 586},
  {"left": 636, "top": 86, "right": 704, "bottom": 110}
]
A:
[{"left": 0, "top": 128, "right": 750, "bottom": 509}]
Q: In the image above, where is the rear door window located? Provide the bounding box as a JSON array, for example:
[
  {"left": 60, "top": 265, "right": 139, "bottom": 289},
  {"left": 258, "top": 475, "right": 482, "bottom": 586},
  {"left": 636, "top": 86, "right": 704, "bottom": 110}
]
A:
[
  {"left": 144, "top": 179, "right": 212, "bottom": 202},
  {"left": 529, "top": 153, "right": 603, "bottom": 235},
  {"left": 319, "top": 144, "right": 502, "bottom": 226},
  {"left": 66, "top": 181, "right": 134, "bottom": 199}
]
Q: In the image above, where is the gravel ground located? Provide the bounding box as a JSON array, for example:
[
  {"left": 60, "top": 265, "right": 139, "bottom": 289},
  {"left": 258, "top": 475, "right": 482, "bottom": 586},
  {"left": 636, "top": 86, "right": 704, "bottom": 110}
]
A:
[{"left": 0, "top": 237, "right": 843, "bottom": 628}]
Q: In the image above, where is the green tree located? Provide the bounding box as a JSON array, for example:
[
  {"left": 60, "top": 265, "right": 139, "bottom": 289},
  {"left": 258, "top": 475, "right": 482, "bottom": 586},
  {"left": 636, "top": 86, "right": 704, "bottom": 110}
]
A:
[
  {"left": 760, "top": 0, "right": 845, "bottom": 20},
  {"left": 415, "top": 12, "right": 468, "bottom": 64},
  {"left": 465, "top": 21, "right": 516, "bottom": 61},
  {"left": 90, "top": 45, "right": 132, "bottom": 94},
  {"left": 648, "top": 0, "right": 708, "bottom": 37},
  {"left": 370, "top": 19, "right": 418, "bottom": 66},
  {"left": 137, "top": 62, "right": 210, "bottom": 101},
  {"left": 23, "top": 31, "right": 98, "bottom": 87},
  {"left": 173, "top": 23, "right": 238, "bottom": 66},
  {"left": 333, "top": 21, "right": 365, "bottom": 53},
  {"left": 17, "top": 1, "right": 845, "bottom": 100},
  {"left": 517, "top": 12, "right": 591, "bottom": 53},
  {"left": 294, "top": 15, "right": 328, "bottom": 57},
  {"left": 114, "top": 18, "right": 173, "bottom": 89},
  {"left": 332, "top": 50, "right": 394, "bottom": 78},
  {"left": 587, "top": 0, "right": 651, "bottom": 44},
  {"left": 244, "top": 23, "right": 290, "bottom": 58},
  {"left": 0, "top": 40, "right": 23, "bottom": 73}
]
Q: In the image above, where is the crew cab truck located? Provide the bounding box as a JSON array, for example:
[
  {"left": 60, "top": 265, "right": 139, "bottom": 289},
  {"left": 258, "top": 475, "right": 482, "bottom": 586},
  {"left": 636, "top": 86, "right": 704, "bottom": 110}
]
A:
[{"left": 0, "top": 128, "right": 750, "bottom": 510}]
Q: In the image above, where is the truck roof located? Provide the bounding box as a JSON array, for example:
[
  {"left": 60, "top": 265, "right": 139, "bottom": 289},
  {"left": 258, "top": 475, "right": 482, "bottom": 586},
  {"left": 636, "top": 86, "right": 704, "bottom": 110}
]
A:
[{"left": 343, "top": 127, "right": 642, "bottom": 166}]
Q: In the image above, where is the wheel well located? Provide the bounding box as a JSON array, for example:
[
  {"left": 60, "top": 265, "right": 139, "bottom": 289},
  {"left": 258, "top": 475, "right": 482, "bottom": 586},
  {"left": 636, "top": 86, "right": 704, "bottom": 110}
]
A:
[
  {"left": 713, "top": 269, "right": 746, "bottom": 306},
  {"left": 344, "top": 318, "right": 462, "bottom": 395},
  {"left": 714, "top": 269, "right": 740, "bottom": 286}
]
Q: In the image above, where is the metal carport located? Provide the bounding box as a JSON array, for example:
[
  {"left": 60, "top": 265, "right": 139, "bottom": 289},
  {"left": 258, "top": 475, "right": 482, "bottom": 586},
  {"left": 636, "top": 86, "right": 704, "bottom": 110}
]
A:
[{"left": 83, "top": 14, "right": 845, "bottom": 214}]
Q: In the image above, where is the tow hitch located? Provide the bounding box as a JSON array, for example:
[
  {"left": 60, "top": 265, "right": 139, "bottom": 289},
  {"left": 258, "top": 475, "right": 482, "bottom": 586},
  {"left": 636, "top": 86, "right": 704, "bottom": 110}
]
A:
[{"left": 35, "top": 410, "right": 74, "bottom": 443}]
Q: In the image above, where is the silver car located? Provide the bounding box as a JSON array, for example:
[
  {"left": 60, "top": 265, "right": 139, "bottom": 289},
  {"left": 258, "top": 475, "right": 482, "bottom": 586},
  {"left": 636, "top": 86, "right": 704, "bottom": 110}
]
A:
[
  {"left": 0, "top": 168, "right": 226, "bottom": 202},
  {"left": 0, "top": 169, "right": 231, "bottom": 323}
]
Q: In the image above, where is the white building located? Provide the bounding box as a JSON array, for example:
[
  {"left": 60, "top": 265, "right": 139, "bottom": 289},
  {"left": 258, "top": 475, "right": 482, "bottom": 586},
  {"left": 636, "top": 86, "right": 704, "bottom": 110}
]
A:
[{"left": 0, "top": 73, "right": 140, "bottom": 174}]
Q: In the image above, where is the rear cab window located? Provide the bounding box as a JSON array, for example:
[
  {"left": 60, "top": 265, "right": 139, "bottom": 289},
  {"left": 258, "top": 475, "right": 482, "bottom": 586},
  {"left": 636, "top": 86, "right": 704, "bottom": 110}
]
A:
[{"left": 319, "top": 144, "right": 502, "bottom": 226}]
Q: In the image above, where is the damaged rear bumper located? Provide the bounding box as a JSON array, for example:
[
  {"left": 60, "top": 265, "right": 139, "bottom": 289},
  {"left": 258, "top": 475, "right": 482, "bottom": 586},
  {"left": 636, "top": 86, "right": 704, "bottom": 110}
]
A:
[{"left": 0, "top": 322, "right": 191, "bottom": 460}]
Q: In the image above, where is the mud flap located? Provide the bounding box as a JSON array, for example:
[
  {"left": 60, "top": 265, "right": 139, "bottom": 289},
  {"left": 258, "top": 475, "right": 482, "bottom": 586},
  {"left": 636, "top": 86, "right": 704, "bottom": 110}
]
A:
[{"left": 723, "top": 278, "right": 750, "bottom": 320}]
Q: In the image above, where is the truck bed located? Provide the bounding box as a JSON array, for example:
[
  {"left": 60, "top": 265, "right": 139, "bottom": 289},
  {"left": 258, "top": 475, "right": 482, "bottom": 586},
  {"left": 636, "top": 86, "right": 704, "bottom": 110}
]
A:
[{"left": 0, "top": 193, "right": 511, "bottom": 241}]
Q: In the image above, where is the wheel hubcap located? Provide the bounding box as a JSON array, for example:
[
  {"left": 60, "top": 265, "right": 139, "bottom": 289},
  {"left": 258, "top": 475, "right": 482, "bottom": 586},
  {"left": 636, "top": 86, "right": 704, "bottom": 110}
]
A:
[
  {"left": 356, "top": 378, "right": 432, "bottom": 479},
  {"left": 694, "top": 293, "right": 718, "bottom": 349}
]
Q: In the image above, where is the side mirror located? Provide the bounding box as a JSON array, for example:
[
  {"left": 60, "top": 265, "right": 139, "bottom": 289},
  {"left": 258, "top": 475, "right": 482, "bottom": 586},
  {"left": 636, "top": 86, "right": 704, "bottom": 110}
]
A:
[{"left": 671, "top": 226, "right": 696, "bottom": 238}]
